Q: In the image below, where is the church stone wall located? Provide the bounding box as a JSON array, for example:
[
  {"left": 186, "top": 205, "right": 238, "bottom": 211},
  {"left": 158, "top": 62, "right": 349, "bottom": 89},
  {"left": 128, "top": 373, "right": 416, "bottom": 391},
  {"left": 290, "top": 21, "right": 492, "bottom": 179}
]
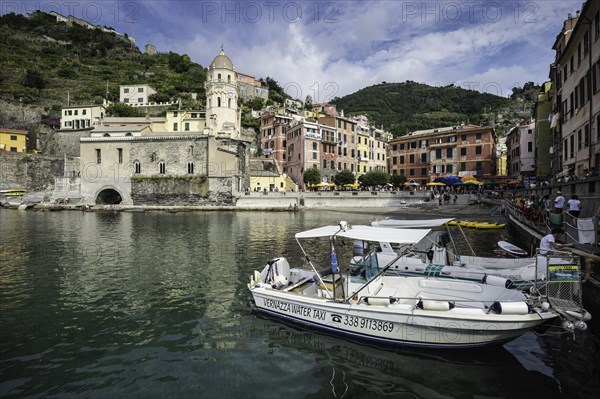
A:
[
  {"left": 129, "top": 137, "right": 209, "bottom": 177},
  {"left": 131, "top": 175, "right": 211, "bottom": 205}
]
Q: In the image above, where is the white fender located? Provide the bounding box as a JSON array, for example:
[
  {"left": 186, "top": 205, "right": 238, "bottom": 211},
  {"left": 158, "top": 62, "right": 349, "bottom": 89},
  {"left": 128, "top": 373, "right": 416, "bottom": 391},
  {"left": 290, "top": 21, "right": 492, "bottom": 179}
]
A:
[
  {"left": 565, "top": 310, "right": 592, "bottom": 321},
  {"left": 421, "top": 300, "right": 452, "bottom": 311},
  {"left": 492, "top": 301, "right": 530, "bottom": 315},
  {"left": 482, "top": 275, "right": 513, "bottom": 289},
  {"left": 366, "top": 297, "right": 392, "bottom": 306}
]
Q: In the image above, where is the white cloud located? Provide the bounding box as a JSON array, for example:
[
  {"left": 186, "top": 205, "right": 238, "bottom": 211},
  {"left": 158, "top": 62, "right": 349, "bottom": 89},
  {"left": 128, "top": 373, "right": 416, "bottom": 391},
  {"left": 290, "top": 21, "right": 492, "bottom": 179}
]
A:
[
  {"left": 458, "top": 65, "right": 540, "bottom": 97},
  {"left": 26, "top": 0, "right": 586, "bottom": 98}
]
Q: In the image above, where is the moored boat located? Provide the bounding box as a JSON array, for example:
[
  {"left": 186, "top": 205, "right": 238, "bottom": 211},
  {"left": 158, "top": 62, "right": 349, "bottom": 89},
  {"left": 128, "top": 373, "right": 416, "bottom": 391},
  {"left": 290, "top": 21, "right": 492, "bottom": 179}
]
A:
[{"left": 247, "top": 222, "right": 578, "bottom": 348}]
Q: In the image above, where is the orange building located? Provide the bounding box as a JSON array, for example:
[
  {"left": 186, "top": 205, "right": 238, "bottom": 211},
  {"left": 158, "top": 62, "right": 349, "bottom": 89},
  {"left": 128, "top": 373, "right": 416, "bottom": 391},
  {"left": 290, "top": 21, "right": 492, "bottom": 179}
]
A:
[{"left": 388, "top": 125, "right": 497, "bottom": 185}]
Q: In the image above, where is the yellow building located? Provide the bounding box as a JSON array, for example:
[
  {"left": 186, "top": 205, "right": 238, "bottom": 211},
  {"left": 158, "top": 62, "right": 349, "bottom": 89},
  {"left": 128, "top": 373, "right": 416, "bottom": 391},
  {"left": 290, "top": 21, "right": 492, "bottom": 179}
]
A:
[
  {"left": 249, "top": 159, "right": 298, "bottom": 192},
  {"left": 356, "top": 127, "right": 370, "bottom": 175},
  {"left": 165, "top": 110, "right": 207, "bottom": 132},
  {"left": 0, "top": 128, "right": 27, "bottom": 152}
]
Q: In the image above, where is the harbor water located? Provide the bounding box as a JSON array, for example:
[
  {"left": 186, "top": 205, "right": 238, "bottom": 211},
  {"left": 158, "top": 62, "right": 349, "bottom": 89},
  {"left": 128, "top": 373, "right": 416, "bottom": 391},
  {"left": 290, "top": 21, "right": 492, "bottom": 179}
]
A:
[{"left": 1, "top": 208, "right": 599, "bottom": 398}]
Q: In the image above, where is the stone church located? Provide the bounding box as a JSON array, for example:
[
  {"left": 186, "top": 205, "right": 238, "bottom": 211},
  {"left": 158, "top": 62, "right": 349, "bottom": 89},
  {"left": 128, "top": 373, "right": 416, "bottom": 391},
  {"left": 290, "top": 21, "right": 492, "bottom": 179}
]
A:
[{"left": 77, "top": 50, "right": 253, "bottom": 206}]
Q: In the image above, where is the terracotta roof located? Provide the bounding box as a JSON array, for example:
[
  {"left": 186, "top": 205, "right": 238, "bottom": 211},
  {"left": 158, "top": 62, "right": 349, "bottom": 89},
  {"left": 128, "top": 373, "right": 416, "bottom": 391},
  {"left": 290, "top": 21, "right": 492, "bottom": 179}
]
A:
[{"left": 0, "top": 128, "right": 28, "bottom": 135}]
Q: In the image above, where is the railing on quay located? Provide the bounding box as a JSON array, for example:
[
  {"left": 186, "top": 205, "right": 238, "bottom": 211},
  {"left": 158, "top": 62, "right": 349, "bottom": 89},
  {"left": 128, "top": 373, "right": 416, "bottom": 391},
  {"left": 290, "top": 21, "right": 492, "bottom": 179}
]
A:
[{"left": 504, "top": 200, "right": 598, "bottom": 254}]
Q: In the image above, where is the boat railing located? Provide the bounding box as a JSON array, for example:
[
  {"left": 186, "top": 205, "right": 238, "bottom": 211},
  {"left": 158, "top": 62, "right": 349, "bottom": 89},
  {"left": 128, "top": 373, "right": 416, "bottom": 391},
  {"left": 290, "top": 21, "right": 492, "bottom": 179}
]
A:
[{"left": 358, "top": 295, "right": 532, "bottom": 309}]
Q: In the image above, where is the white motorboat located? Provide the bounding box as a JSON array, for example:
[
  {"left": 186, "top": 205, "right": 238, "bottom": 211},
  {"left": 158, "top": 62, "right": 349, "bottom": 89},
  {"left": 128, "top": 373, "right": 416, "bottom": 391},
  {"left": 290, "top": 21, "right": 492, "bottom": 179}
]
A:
[
  {"left": 368, "top": 218, "right": 557, "bottom": 289},
  {"left": 248, "top": 222, "right": 570, "bottom": 348}
]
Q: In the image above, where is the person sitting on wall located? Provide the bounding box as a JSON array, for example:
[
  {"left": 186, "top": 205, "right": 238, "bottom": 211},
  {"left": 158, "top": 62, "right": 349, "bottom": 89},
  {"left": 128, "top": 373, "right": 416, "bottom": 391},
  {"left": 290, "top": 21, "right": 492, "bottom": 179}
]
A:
[{"left": 539, "top": 227, "right": 573, "bottom": 254}]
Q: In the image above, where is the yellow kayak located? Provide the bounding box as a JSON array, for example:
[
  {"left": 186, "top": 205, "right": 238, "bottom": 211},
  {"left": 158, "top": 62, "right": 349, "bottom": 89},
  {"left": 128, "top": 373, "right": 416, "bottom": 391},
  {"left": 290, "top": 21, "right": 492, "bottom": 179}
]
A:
[
  {"left": 475, "top": 223, "right": 506, "bottom": 229},
  {"left": 448, "top": 220, "right": 505, "bottom": 229}
]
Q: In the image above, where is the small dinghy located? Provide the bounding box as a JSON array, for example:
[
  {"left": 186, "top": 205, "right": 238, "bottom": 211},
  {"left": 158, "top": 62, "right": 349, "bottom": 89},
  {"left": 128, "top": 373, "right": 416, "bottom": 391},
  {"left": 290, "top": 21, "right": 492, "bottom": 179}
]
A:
[{"left": 498, "top": 241, "right": 528, "bottom": 256}]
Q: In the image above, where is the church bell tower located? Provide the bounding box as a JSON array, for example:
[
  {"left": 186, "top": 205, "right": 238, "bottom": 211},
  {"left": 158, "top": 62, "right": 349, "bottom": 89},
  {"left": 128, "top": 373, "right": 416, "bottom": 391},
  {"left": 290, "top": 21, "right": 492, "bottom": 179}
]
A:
[{"left": 205, "top": 47, "right": 241, "bottom": 138}]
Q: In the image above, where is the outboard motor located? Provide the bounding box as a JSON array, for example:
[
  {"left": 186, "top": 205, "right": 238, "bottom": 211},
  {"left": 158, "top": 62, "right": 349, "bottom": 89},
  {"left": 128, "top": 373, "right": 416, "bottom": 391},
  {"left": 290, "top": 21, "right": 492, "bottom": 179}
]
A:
[{"left": 260, "top": 258, "right": 291, "bottom": 288}]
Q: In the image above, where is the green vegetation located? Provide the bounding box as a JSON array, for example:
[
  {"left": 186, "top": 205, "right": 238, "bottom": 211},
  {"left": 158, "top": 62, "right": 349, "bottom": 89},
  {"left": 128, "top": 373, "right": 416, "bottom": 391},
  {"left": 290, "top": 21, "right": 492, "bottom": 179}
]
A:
[
  {"left": 389, "top": 174, "right": 407, "bottom": 187},
  {"left": 333, "top": 170, "right": 355, "bottom": 186},
  {"left": 106, "top": 103, "right": 144, "bottom": 117},
  {"left": 0, "top": 11, "right": 207, "bottom": 107},
  {"left": 303, "top": 167, "right": 322, "bottom": 186},
  {"left": 331, "top": 81, "right": 531, "bottom": 137},
  {"left": 261, "top": 77, "right": 290, "bottom": 105},
  {"left": 358, "top": 170, "right": 389, "bottom": 187}
]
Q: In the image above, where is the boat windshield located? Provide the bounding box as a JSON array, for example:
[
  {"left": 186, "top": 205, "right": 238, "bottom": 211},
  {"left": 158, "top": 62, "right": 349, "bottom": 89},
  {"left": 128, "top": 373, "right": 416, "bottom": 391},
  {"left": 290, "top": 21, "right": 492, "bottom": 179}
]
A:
[{"left": 351, "top": 250, "right": 380, "bottom": 280}]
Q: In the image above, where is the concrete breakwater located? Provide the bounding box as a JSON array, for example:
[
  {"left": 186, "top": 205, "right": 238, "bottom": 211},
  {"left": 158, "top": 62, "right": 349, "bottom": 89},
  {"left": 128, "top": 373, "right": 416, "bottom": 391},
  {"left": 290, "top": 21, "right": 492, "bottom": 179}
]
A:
[{"left": 235, "top": 190, "right": 432, "bottom": 209}]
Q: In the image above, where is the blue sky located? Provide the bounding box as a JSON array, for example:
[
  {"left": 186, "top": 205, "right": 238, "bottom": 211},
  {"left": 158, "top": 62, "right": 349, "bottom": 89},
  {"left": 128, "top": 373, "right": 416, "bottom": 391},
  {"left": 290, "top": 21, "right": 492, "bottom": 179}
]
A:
[{"left": 6, "top": 0, "right": 585, "bottom": 100}]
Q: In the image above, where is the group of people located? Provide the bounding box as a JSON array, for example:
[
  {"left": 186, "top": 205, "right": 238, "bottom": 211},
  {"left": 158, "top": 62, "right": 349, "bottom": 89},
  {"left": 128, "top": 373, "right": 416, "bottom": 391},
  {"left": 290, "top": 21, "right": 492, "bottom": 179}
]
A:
[
  {"left": 512, "top": 191, "right": 584, "bottom": 226},
  {"left": 432, "top": 192, "right": 458, "bottom": 205},
  {"left": 552, "top": 191, "right": 582, "bottom": 218}
]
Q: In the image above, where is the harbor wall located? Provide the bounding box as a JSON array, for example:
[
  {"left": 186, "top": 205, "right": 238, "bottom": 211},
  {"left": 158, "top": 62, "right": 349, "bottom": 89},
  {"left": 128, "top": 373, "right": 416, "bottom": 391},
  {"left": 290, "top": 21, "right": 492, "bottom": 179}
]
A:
[
  {"left": 234, "top": 190, "right": 432, "bottom": 209},
  {"left": 0, "top": 152, "right": 64, "bottom": 191}
]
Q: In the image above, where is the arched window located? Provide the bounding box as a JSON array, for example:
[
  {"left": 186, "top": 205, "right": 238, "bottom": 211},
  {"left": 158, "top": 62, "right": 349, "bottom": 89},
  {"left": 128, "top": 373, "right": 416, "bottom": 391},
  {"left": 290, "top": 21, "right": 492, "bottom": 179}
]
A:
[
  {"left": 218, "top": 73, "right": 221, "bottom": 81},
  {"left": 208, "top": 98, "right": 211, "bottom": 108},
  {"left": 227, "top": 75, "right": 231, "bottom": 82},
  {"left": 217, "top": 97, "right": 221, "bottom": 107},
  {"left": 159, "top": 162, "right": 166, "bottom": 174},
  {"left": 125, "top": 132, "right": 132, "bottom": 137},
  {"left": 134, "top": 161, "right": 141, "bottom": 174},
  {"left": 228, "top": 98, "right": 231, "bottom": 108},
  {"left": 103, "top": 133, "right": 110, "bottom": 137},
  {"left": 187, "top": 162, "right": 194, "bottom": 174}
]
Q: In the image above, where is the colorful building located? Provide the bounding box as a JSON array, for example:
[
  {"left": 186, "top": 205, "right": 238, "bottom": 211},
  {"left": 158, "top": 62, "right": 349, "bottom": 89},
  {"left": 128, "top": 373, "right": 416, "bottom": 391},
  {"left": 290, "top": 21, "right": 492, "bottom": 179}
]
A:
[
  {"left": 506, "top": 120, "right": 536, "bottom": 178},
  {"left": 388, "top": 125, "right": 497, "bottom": 184},
  {"left": 0, "top": 128, "right": 27, "bottom": 153},
  {"left": 119, "top": 84, "right": 157, "bottom": 105},
  {"left": 60, "top": 104, "right": 105, "bottom": 130},
  {"left": 534, "top": 82, "right": 554, "bottom": 178},
  {"left": 259, "top": 110, "right": 296, "bottom": 163},
  {"left": 551, "top": 1, "right": 600, "bottom": 178},
  {"left": 285, "top": 120, "right": 323, "bottom": 188}
]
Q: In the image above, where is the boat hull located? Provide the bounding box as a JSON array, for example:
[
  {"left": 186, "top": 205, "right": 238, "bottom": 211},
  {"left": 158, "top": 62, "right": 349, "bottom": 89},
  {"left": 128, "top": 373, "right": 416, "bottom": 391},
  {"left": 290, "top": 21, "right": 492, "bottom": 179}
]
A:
[{"left": 250, "top": 287, "right": 555, "bottom": 349}]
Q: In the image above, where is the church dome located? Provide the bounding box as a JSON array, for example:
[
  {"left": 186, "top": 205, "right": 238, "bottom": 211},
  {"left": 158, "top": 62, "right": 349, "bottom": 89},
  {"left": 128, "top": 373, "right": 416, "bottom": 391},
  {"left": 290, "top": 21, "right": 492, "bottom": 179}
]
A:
[{"left": 210, "top": 50, "right": 234, "bottom": 70}]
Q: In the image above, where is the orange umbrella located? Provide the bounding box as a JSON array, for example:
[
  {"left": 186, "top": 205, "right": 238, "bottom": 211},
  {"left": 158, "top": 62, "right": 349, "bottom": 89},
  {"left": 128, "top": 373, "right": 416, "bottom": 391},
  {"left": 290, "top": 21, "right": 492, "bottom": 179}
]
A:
[{"left": 461, "top": 175, "right": 478, "bottom": 183}]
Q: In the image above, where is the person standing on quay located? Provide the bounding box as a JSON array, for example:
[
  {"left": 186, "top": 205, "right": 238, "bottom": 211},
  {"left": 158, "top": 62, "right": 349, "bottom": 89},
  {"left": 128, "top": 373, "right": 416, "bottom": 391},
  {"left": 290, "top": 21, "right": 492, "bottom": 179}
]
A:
[
  {"left": 567, "top": 194, "right": 582, "bottom": 218},
  {"left": 554, "top": 191, "right": 565, "bottom": 214}
]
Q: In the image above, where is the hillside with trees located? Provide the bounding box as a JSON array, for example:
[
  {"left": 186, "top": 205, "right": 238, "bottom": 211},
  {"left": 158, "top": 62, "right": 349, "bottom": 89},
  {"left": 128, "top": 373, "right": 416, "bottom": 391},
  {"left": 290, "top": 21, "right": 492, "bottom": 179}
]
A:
[
  {"left": 331, "top": 81, "right": 533, "bottom": 137},
  {"left": 0, "top": 12, "right": 208, "bottom": 110}
]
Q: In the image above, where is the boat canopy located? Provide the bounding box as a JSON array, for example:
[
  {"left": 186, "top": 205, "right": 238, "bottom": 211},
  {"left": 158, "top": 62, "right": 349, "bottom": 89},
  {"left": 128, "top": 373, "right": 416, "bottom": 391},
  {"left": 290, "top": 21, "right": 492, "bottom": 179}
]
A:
[
  {"left": 295, "top": 224, "right": 431, "bottom": 244},
  {"left": 371, "top": 218, "right": 455, "bottom": 228}
]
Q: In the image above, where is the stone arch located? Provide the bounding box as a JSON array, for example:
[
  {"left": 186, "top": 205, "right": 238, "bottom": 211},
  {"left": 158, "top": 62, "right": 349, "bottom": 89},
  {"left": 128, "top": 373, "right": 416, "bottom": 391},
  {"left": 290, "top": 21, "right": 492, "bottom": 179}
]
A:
[{"left": 95, "top": 187, "right": 123, "bottom": 205}]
